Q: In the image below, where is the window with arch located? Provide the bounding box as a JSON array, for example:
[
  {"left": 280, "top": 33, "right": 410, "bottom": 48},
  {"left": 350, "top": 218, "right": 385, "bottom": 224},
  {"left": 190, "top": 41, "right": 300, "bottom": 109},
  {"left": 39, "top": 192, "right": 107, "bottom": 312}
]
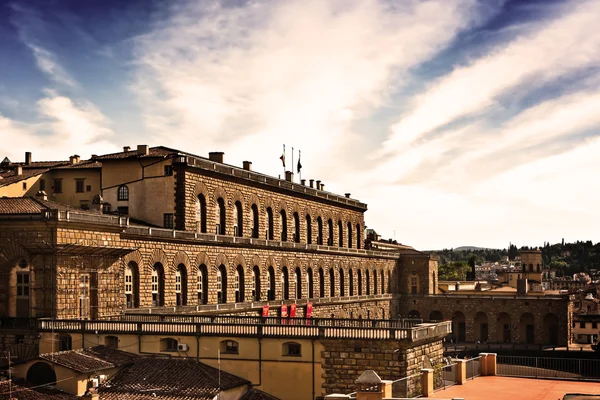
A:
[
  {"left": 339, "top": 268, "right": 345, "bottom": 297},
  {"left": 319, "top": 268, "right": 325, "bottom": 297},
  {"left": 349, "top": 270, "right": 354, "bottom": 296},
  {"left": 280, "top": 210, "right": 287, "bottom": 241},
  {"left": 317, "top": 217, "right": 323, "bottom": 245},
  {"left": 216, "top": 198, "right": 226, "bottom": 235},
  {"left": 196, "top": 194, "right": 207, "bottom": 233},
  {"left": 117, "top": 185, "right": 129, "bottom": 201},
  {"left": 366, "top": 269, "right": 371, "bottom": 295},
  {"left": 198, "top": 264, "right": 208, "bottom": 305},
  {"left": 160, "top": 338, "right": 178, "bottom": 352},
  {"left": 281, "top": 267, "right": 289, "bottom": 300},
  {"left": 295, "top": 267, "right": 302, "bottom": 299},
  {"left": 380, "top": 270, "right": 385, "bottom": 294},
  {"left": 283, "top": 342, "right": 301, "bottom": 356},
  {"left": 293, "top": 212, "right": 300, "bottom": 243},
  {"left": 373, "top": 270, "right": 378, "bottom": 295},
  {"left": 251, "top": 204, "right": 259, "bottom": 238},
  {"left": 16, "top": 267, "right": 30, "bottom": 318},
  {"left": 125, "top": 262, "right": 139, "bottom": 309},
  {"left": 175, "top": 264, "right": 187, "bottom": 306},
  {"left": 105, "top": 336, "right": 119, "bottom": 349},
  {"left": 306, "top": 214, "right": 312, "bottom": 244},
  {"left": 151, "top": 263, "right": 164, "bottom": 307},
  {"left": 347, "top": 222, "right": 352, "bottom": 248},
  {"left": 235, "top": 265, "right": 244, "bottom": 303},
  {"left": 329, "top": 269, "right": 335, "bottom": 297},
  {"left": 268, "top": 266, "right": 276, "bottom": 301},
  {"left": 252, "top": 266, "right": 260, "bottom": 301},
  {"left": 338, "top": 220, "right": 343, "bottom": 247},
  {"left": 234, "top": 201, "right": 243, "bottom": 237},
  {"left": 388, "top": 270, "right": 393, "bottom": 294},
  {"left": 358, "top": 270, "right": 363, "bottom": 295},
  {"left": 217, "top": 265, "right": 227, "bottom": 303},
  {"left": 307, "top": 268, "right": 314, "bottom": 298},
  {"left": 266, "top": 208, "right": 274, "bottom": 240},
  {"left": 356, "top": 224, "right": 361, "bottom": 249},
  {"left": 221, "top": 340, "right": 239, "bottom": 354},
  {"left": 327, "top": 219, "right": 333, "bottom": 246}
]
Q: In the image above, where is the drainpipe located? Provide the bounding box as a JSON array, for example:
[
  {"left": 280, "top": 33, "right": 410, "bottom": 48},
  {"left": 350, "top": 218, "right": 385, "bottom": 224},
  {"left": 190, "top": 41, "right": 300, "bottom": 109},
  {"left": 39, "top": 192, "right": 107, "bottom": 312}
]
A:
[
  {"left": 251, "top": 337, "right": 263, "bottom": 387},
  {"left": 312, "top": 339, "right": 315, "bottom": 400},
  {"left": 196, "top": 335, "right": 200, "bottom": 361}
]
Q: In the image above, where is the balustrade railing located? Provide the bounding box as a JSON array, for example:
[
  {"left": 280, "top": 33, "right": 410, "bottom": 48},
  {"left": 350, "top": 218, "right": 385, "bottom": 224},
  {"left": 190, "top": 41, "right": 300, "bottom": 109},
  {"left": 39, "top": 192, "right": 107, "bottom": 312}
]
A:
[{"left": 497, "top": 355, "right": 600, "bottom": 381}]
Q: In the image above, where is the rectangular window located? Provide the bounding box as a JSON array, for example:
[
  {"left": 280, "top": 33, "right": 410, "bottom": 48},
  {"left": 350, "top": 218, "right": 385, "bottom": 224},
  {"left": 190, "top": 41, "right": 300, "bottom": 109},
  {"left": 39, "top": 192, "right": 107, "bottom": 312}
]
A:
[
  {"left": 164, "top": 165, "right": 173, "bottom": 176},
  {"left": 39, "top": 179, "right": 46, "bottom": 191},
  {"left": 411, "top": 276, "right": 418, "bottom": 294},
  {"left": 593, "top": 322, "right": 598, "bottom": 329},
  {"left": 164, "top": 213, "right": 174, "bottom": 229},
  {"left": 580, "top": 322, "right": 586, "bottom": 329},
  {"left": 86, "top": 185, "right": 92, "bottom": 192},
  {"left": 117, "top": 206, "right": 129, "bottom": 215},
  {"left": 16, "top": 273, "right": 30, "bottom": 298},
  {"left": 79, "top": 274, "right": 90, "bottom": 319},
  {"left": 75, "top": 179, "right": 85, "bottom": 193},
  {"left": 22, "top": 182, "right": 27, "bottom": 190},
  {"left": 53, "top": 178, "right": 63, "bottom": 193}
]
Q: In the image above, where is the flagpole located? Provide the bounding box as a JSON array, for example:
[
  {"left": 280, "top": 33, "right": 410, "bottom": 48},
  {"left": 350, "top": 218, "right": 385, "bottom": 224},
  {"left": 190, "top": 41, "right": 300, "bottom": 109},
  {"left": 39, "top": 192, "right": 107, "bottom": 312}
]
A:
[
  {"left": 299, "top": 150, "right": 302, "bottom": 182},
  {"left": 292, "top": 147, "right": 294, "bottom": 183}
]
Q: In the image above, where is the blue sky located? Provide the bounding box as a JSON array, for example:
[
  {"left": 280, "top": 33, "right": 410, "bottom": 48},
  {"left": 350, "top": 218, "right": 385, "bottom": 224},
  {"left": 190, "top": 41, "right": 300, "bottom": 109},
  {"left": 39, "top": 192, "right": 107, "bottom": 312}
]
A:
[{"left": 1, "top": 0, "right": 599, "bottom": 250}]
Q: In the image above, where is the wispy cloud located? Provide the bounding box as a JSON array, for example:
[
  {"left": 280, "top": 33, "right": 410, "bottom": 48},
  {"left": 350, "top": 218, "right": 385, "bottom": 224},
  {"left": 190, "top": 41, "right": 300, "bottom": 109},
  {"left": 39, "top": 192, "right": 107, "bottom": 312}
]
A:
[{"left": 26, "top": 44, "right": 77, "bottom": 87}]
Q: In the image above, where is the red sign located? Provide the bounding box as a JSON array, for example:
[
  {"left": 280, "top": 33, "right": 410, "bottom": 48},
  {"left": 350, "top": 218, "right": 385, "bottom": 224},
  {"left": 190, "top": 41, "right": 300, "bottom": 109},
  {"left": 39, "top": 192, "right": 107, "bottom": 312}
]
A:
[
  {"left": 281, "top": 305, "right": 288, "bottom": 318},
  {"left": 306, "top": 302, "right": 313, "bottom": 318},
  {"left": 290, "top": 304, "right": 297, "bottom": 318},
  {"left": 262, "top": 305, "right": 269, "bottom": 317}
]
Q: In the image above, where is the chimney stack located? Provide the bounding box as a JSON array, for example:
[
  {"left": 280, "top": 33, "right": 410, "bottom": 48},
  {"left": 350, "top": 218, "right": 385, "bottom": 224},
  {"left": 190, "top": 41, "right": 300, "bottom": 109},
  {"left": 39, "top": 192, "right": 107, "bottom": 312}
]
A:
[
  {"left": 25, "top": 152, "right": 32, "bottom": 165},
  {"left": 243, "top": 161, "right": 252, "bottom": 171},
  {"left": 320, "top": 183, "right": 325, "bottom": 191},
  {"left": 345, "top": 193, "right": 351, "bottom": 198},
  {"left": 35, "top": 190, "right": 48, "bottom": 201},
  {"left": 316, "top": 180, "right": 321, "bottom": 190},
  {"left": 14, "top": 165, "right": 22, "bottom": 175},
  {"left": 285, "top": 171, "right": 294, "bottom": 182},
  {"left": 301, "top": 179, "right": 306, "bottom": 186},
  {"left": 309, "top": 179, "right": 314, "bottom": 188},
  {"left": 69, "top": 155, "right": 80, "bottom": 165},
  {"left": 123, "top": 146, "right": 131, "bottom": 152},
  {"left": 209, "top": 152, "right": 224, "bottom": 163},
  {"left": 137, "top": 145, "right": 149, "bottom": 156}
]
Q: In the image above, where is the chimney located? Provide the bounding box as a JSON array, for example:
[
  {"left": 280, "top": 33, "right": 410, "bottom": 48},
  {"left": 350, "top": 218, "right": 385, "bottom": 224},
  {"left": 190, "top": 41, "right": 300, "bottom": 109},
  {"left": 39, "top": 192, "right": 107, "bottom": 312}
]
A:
[
  {"left": 69, "top": 155, "right": 80, "bottom": 165},
  {"left": 285, "top": 171, "right": 293, "bottom": 182},
  {"left": 91, "top": 154, "right": 98, "bottom": 160},
  {"left": 243, "top": 161, "right": 252, "bottom": 171},
  {"left": 301, "top": 179, "right": 306, "bottom": 186},
  {"left": 309, "top": 179, "right": 314, "bottom": 188},
  {"left": 25, "top": 152, "right": 32, "bottom": 165},
  {"left": 137, "top": 145, "right": 149, "bottom": 156},
  {"left": 316, "top": 180, "right": 321, "bottom": 190},
  {"left": 123, "top": 146, "right": 131, "bottom": 152},
  {"left": 209, "top": 152, "right": 224, "bottom": 163},
  {"left": 14, "top": 165, "right": 22, "bottom": 175},
  {"left": 320, "top": 183, "right": 325, "bottom": 191},
  {"left": 35, "top": 191, "right": 48, "bottom": 201}
]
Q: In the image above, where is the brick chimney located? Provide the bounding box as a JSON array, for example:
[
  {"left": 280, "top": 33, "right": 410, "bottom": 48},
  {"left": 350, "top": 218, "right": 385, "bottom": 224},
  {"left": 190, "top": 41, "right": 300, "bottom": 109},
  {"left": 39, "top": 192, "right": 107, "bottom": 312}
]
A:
[
  {"left": 309, "top": 179, "right": 314, "bottom": 188},
  {"left": 209, "top": 152, "right": 224, "bottom": 163},
  {"left": 69, "top": 155, "right": 80, "bottom": 165},
  {"left": 25, "top": 152, "right": 32, "bottom": 165},
  {"left": 14, "top": 165, "right": 22, "bottom": 175},
  {"left": 137, "top": 145, "right": 149, "bottom": 156},
  {"left": 316, "top": 180, "right": 321, "bottom": 190},
  {"left": 123, "top": 146, "right": 131, "bottom": 152},
  {"left": 243, "top": 161, "right": 252, "bottom": 171},
  {"left": 285, "top": 171, "right": 293, "bottom": 182},
  {"left": 35, "top": 191, "right": 48, "bottom": 201},
  {"left": 301, "top": 179, "right": 306, "bottom": 186},
  {"left": 345, "top": 193, "right": 351, "bottom": 198}
]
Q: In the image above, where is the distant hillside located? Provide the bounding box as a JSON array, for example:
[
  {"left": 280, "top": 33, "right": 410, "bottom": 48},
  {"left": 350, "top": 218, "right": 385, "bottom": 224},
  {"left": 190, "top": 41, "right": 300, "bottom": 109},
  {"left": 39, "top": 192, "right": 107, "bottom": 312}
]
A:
[{"left": 453, "top": 246, "right": 488, "bottom": 251}]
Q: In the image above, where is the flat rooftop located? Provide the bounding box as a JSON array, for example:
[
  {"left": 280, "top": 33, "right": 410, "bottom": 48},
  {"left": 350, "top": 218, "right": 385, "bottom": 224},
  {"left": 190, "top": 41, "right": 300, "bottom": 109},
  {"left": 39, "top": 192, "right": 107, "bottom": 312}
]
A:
[{"left": 430, "top": 376, "right": 600, "bottom": 400}]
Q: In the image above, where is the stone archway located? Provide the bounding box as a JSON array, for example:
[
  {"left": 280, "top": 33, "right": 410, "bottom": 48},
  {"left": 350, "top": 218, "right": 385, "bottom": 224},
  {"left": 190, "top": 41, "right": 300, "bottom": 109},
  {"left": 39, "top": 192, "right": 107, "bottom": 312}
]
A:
[
  {"left": 474, "top": 312, "right": 489, "bottom": 343},
  {"left": 429, "top": 310, "right": 443, "bottom": 321},
  {"left": 408, "top": 310, "right": 421, "bottom": 318},
  {"left": 451, "top": 311, "right": 466, "bottom": 342},
  {"left": 497, "top": 312, "right": 511, "bottom": 343},
  {"left": 520, "top": 313, "right": 535, "bottom": 344},
  {"left": 27, "top": 362, "right": 56, "bottom": 386},
  {"left": 543, "top": 313, "right": 559, "bottom": 346}
]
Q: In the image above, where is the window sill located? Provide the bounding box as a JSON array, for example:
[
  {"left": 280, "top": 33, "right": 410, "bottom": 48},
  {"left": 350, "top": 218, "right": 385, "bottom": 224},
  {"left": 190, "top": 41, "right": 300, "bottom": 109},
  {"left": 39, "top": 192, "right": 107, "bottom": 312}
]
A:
[{"left": 283, "top": 354, "right": 302, "bottom": 357}]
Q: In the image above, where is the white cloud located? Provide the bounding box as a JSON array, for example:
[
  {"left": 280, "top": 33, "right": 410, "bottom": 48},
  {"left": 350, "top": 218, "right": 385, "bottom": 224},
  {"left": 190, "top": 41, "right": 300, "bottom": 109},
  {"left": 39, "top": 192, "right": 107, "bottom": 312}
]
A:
[{"left": 27, "top": 44, "right": 77, "bottom": 88}]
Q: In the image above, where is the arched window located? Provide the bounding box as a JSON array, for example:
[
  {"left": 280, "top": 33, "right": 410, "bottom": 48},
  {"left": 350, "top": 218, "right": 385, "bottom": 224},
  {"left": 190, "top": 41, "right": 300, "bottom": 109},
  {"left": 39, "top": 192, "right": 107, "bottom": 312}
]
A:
[
  {"left": 160, "top": 338, "right": 178, "bottom": 352},
  {"left": 217, "top": 265, "right": 227, "bottom": 303},
  {"left": 349, "top": 269, "right": 354, "bottom": 296},
  {"left": 388, "top": 270, "right": 393, "bottom": 294},
  {"left": 234, "top": 201, "right": 243, "bottom": 237},
  {"left": 280, "top": 210, "right": 287, "bottom": 241},
  {"left": 175, "top": 264, "right": 187, "bottom": 306},
  {"left": 293, "top": 212, "right": 300, "bottom": 243},
  {"left": 252, "top": 266, "right": 260, "bottom": 301},
  {"left": 281, "top": 267, "right": 289, "bottom": 300},
  {"left": 329, "top": 268, "right": 335, "bottom": 297},
  {"left": 216, "top": 198, "right": 226, "bottom": 235},
  {"left": 317, "top": 217, "right": 323, "bottom": 245},
  {"left": 319, "top": 268, "right": 325, "bottom": 297},
  {"left": 282, "top": 342, "right": 301, "bottom": 356},
  {"left": 338, "top": 220, "right": 343, "bottom": 247},
  {"left": 266, "top": 208, "right": 274, "bottom": 240},
  {"left": 339, "top": 268, "right": 345, "bottom": 297},
  {"left": 124, "top": 262, "right": 139, "bottom": 309},
  {"left": 347, "top": 222, "right": 352, "bottom": 248},
  {"left": 220, "top": 340, "right": 239, "bottom": 354},
  {"left": 373, "top": 269, "right": 378, "bottom": 295},
  {"left": 198, "top": 264, "right": 208, "bottom": 305},
  {"left": 327, "top": 219, "right": 333, "bottom": 246},
  {"left": 268, "top": 266, "right": 276, "bottom": 301},
  {"left": 117, "top": 185, "right": 129, "bottom": 201},
  {"left": 358, "top": 270, "right": 363, "bottom": 295},
  {"left": 356, "top": 224, "right": 361, "bottom": 249},
  {"left": 251, "top": 204, "right": 259, "bottom": 238},
  {"left": 306, "top": 214, "right": 312, "bottom": 244},
  {"left": 196, "top": 194, "right": 207, "bottom": 233},
  {"left": 152, "top": 263, "right": 164, "bottom": 307},
  {"left": 235, "top": 265, "right": 244, "bottom": 303},
  {"left": 295, "top": 267, "right": 302, "bottom": 299},
  {"left": 307, "top": 268, "right": 314, "bottom": 298},
  {"left": 381, "top": 270, "right": 385, "bottom": 294},
  {"left": 366, "top": 269, "right": 371, "bottom": 295}
]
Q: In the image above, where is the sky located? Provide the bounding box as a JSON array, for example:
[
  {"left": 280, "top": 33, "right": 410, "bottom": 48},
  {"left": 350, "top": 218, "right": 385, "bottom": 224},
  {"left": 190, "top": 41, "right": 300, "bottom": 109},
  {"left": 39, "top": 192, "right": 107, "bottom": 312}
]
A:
[{"left": 1, "top": 0, "right": 599, "bottom": 250}]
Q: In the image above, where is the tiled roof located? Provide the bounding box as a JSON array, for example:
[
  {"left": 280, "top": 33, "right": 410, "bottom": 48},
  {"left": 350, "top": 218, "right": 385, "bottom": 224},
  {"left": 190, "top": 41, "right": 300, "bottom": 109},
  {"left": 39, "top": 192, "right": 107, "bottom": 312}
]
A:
[
  {"left": 93, "top": 146, "right": 178, "bottom": 160},
  {"left": 239, "top": 388, "right": 281, "bottom": 400},
  {"left": 99, "top": 357, "right": 250, "bottom": 400},
  {"left": 0, "top": 197, "right": 101, "bottom": 215},
  {"left": 0, "top": 168, "right": 48, "bottom": 187},
  {"left": 0, "top": 379, "right": 78, "bottom": 400},
  {"left": 39, "top": 346, "right": 138, "bottom": 374},
  {"left": 53, "top": 160, "right": 102, "bottom": 169}
]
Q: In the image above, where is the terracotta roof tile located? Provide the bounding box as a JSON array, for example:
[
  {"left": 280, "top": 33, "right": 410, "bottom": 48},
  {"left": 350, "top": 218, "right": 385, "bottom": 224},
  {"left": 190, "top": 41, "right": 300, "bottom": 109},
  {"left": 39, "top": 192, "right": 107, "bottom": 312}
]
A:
[
  {"left": 93, "top": 146, "right": 178, "bottom": 160},
  {"left": 239, "top": 388, "right": 281, "bottom": 400},
  {"left": 53, "top": 160, "right": 102, "bottom": 169},
  {"left": 39, "top": 346, "right": 138, "bottom": 374},
  {"left": 0, "top": 169, "right": 47, "bottom": 187},
  {"left": 99, "top": 357, "right": 250, "bottom": 400},
  {"left": 0, "top": 197, "right": 102, "bottom": 215},
  {"left": 0, "top": 379, "right": 78, "bottom": 400}
]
